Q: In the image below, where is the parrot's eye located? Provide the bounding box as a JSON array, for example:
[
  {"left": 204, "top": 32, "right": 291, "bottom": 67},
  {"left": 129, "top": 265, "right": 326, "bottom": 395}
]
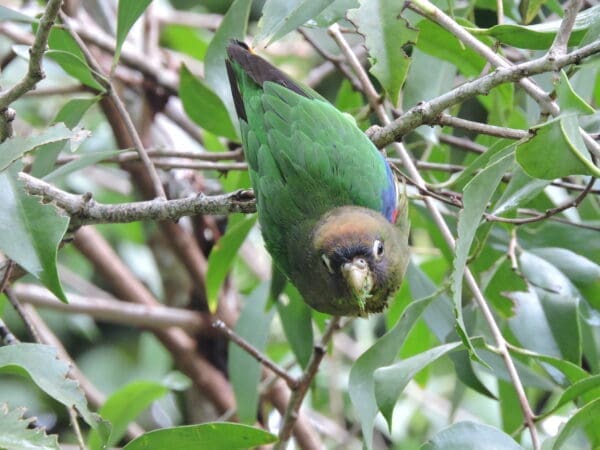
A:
[
  {"left": 321, "top": 254, "right": 334, "bottom": 274},
  {"left": 373, "top": 240, "right": 384, "bottom": 260}
]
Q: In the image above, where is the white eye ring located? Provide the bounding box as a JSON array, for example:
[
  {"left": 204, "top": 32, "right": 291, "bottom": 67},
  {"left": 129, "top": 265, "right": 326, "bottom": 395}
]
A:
[
  {"left": 321, "top": 254, "right": 334, "bottom": 274},
  {"left": 373, "top": 240, "right": 384, "bottom": 260}
]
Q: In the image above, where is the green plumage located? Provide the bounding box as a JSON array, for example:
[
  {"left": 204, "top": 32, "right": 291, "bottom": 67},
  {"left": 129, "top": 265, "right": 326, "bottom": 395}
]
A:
[{"left": 227, "top": 42, "right": 409, "bottom": 316}]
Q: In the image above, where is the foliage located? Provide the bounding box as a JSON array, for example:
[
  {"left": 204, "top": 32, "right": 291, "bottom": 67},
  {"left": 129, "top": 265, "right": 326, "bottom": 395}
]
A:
[{"left": 0, "top": 0, "right": 598, "bottom": 449}]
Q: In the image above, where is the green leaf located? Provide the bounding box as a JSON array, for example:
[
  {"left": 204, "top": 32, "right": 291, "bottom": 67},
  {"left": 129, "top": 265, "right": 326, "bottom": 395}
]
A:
[
  {"left": 556, "top": 70, "right": 595, "bottom": 115},
  {"left": 0, "top": 5, "right": 36, "bottom": 23},
  {"left": 349, "top": 270, "right": 434, "bottom": 450},
  {"left": 256, "top": 0, "right": 335, "bottom": 45},
  {"left": 509, "top": 346, "right": 588, "bottom": 385},
  {"left": 313, "top": 0, "right": 359, "bottom": 27},
  {"left": 540, "top": 375, "right": 600, "bottom": 419},
  {"left": 204, "top": 0, "right": 252, "bottom": 127},
  {"left": 348, "top": 0, "right": 417, "bottom": 106},
  {"left": 450, "top": 140, "right": 514, "bottom": 190},
  {"left": 553, "top": 398, "right": 600, "bottom": 450},
  {"left": 416, "top": 19, "right": 486, "bottom": 77},
  {"left": 160, "top": 25, "right": 209, "bottom": 61},
  {"left": 115, "top": 0, "right": 153, "bottom": 68},
  {"left": 477, "top": 4, "right": 600, "bottom": 50},
  {"left": 88, "top": 379, "right": 181, "bottom": 450},
  {"left": 229, "top": 283, "right": 275, "bottom": 424},
  {"left": 0, "top": 344, "right": 107, "bottom": 435},
  {"left": 121, "top": 423, "right": 277, "bottom": 450},
  {"left": 530, "top": 247, "right": 600, "bottom": 310},
  {"left": 0, "top": 123, "right": 84, "bottom": 172},
  {"left": 179, "top": 64, "right": 237, "bottom": 139},
  {"left": 452, "top": 150, "right": 513, "bottom": 360},
  {"left": 44, "top": 150, "right": 122, "bottom": 182},
  {"left": 32, "top": 96, "right": 100, "bottom": 178},
  {"left": 0, "top": 163, "right": 69, "bottom": 302},
  {"left": 276, "top": 284, "right": 314, "bottom": 368},
  {"left": 422, "top": 421, "right": 522, "bottom": 449},
  {"left": 516, "top": 116, "right": 600, "bottom": 180},
  {"left": 491, "top": 165, "right": 549, "bottom": 216},
  {"left": 0, "top": 404, "right": 60, "bottom": 450},
  {"left": 206, "top": 214, "right": 257, "bottom": 313},
  {"left": 46, "top": 49, "right": 106, "bottom": 92},
  {"left": 519, "top": 251, "right": 581, "bottom": 365},
  {"left": 374, "top": 342, "right": 461, "bottom": 427}
]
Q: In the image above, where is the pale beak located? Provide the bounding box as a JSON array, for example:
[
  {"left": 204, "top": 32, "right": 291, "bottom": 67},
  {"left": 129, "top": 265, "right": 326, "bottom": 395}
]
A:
[{"left": 342, "top": 257, "right": 372, "bottom": 296}]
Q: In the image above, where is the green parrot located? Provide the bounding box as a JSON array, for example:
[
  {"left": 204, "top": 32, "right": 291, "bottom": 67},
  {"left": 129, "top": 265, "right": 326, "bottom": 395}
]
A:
[{"left": 226, "top": 41, "right": 409, "bottom": 317}]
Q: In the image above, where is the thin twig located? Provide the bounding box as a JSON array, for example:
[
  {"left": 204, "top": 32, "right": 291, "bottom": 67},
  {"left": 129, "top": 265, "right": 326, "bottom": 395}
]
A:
[
  {"left": 368, "top": 39, "right": 600, "bottom": 148},
  {"left": 213, "top": 320, "right": 297, "bottom": 388},
  {"left": 59, "top": 12, "right": 167, "bottom": 200},
  {"left": 4, "top": 287, "right": 41, "bottom": 343},
  {"left": 275, "top": 317, "right": 341, "bottom": 450},
  {"left": 434, "top": 114, "right": 530, "bottom": 140},
  {"left": 329, "top": 23, "right": 542, "bottom": 449},
  {"left": 0, "top": 0, "right": 62, "bottom": 106},
  {"left": 13, "top": 283, "right": 210, "bottom": 332},
  {"left": 485, "top": 176, "right": 596, "bottom": 225},
  {"left": 68, "top": 407, "right": 88, "bottom": 450}
]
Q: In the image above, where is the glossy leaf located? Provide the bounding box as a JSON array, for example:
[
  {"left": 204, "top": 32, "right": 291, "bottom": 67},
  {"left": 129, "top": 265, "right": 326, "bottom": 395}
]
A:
[
  {"left": 44, "top": 150, "right": 122, "bottom": 182},
  {"left": 0, "top": 123, "right": 82, "bottom": 172},
  {"left": 206, "top": 214, "right": 257, "bottom": 313},
  {"left": 0, "top": 404, "right": 59, "bottom": 450},
  {"left": 115, "top": 0, "right": 153, "bottom": 68},
  {"left": 516, "top": 116, "right": 600, "bottom": 179},
  {"left": 229, "top": 283, "right": 275, "bottom": 424},
  {"left": 313, "top": 0, "right": 358, "bottom": 26},
  {"left": 0, "top": 344, "right": 107, "bottom": 436},
  {"left": 553, "top": 398, "right": 600, "bottom": 450},
  {"left": 491, "top": 166, "right": 549, "bottom": 216},
  {"left": 530, "top": 247, "right": 600, "bottom": 309},
  {"left": 374, "top": 342, "right": 461, "bottom": 426},
  {"left": 257, "top": 0, "right": 335, "bottom": 44},
  {"left": 520, "top": 251, "right": 581, "bottom": 365},
  {"left": 0, "top": 163, "right": 69, "bottom": 302},
  {"left": 32, "top": 96, "right": 100, "bottom": 177},
  {"left": 121, "top": 423, "right": 277, "bottom": 450},
  {"left": 88, "top": 379, "right": 181, "bottom": 450},
  {"left": 276, "top": 284, "right": 314, "bottom": 368},
  {"left": 452, "top": 150, "right": 513, "bottom": 359},
  {"left": 541, "top": 375, "right": 600, "bottom": 419},
  {"left": 348, "top": 0, "right": 417, "bottom": 106},
  {"left": 0, "top": 5, "right": 36, "bottom": 23},
  {"left": 477, "top": 5, "right": 600, "bottom": 50},
  {"left": 349, "top": 266, "right": 434, "bottom": 450},
  {"left": 422, "top": 421, "right": 521, "bottom": 449},
  {"left": 556, "top": 70, "right": 595, "bottom": 115},
  {"left": 179, "top": 64, "right": 237, "bottom": 139},
  {"left": 46, "top": 50, "right": 105, "bottom": 92}
]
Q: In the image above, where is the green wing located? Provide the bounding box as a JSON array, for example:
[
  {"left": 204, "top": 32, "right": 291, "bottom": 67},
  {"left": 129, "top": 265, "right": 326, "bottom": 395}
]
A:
[{"left": 241, "top": 82, "right": 391, "bottom": 273}]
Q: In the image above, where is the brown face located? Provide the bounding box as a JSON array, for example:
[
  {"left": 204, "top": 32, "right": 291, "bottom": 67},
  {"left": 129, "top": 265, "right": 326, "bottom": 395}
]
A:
[{"left": 312, "top": 206, "right": 402, "bottom": 316}]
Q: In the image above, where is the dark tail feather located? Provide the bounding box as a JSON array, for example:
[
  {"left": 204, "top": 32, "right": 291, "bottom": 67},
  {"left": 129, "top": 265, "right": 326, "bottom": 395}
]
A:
[
  {"left": 226, "top": 40, "right": 309, "bottom": 109},
  {"left": 225, "top": 55, "right": 247, "bottom": 121}
]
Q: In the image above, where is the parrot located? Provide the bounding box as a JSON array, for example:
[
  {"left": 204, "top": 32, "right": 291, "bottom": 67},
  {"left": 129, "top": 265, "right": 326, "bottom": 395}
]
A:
[{"left": 226, "top": 40, "right": 409, "bottom": 317}]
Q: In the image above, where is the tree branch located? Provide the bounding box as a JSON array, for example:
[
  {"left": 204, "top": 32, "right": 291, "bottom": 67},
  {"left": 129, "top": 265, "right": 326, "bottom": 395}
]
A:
[
  {"left": 369, "top": 39, "right": 600, "bottom": 148},
  {"left": 19, "top": 171, "right": 256, "bottom": 226},
  {"left": 13, "top": 283, "right": 211, "bottom": 333},
  {"left": 274, "top": 317, "right": 341, "bottom": 450}
]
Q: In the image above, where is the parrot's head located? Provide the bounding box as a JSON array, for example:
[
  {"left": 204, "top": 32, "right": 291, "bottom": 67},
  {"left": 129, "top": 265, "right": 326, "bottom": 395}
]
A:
[{"left": 310, "top": 206, "right": 409, "bottom": 317}]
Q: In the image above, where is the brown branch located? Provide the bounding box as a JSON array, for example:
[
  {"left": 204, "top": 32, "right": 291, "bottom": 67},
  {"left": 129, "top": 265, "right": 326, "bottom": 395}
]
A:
[
  {"left": 212, "top": 320, "right": 297, "bottom": 388},
  {"left": 59, "top": 12, "right": 167, "bottom": 200},
  {"left": 19, "top": 171, "right": 256, "bottom": 226},
  {"left": 274, "top": 316, "right": 341, "bottom": 450},
  {"left": 73, "top": 226, "right": 236, "bottom": 414},
  {"left": 13, "top": 283, "right": 211, "bottom": 333},
  {"left": 434, "top": 114, "right": 530, "bottom": 140}
]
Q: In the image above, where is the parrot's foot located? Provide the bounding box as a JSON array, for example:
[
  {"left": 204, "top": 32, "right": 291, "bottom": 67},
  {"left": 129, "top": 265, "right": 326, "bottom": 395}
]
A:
[
  {"left": 365, "top": 125, "right": 382, "bottom": 139},
  {"left": 232, "top": 189, "right": 255, "bottom": 201}
]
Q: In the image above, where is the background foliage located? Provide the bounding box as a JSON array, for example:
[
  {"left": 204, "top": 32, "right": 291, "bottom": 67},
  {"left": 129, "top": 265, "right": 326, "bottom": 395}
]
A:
[{"left": 0, "top": 0, "right": 599, "bottom": 449}]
